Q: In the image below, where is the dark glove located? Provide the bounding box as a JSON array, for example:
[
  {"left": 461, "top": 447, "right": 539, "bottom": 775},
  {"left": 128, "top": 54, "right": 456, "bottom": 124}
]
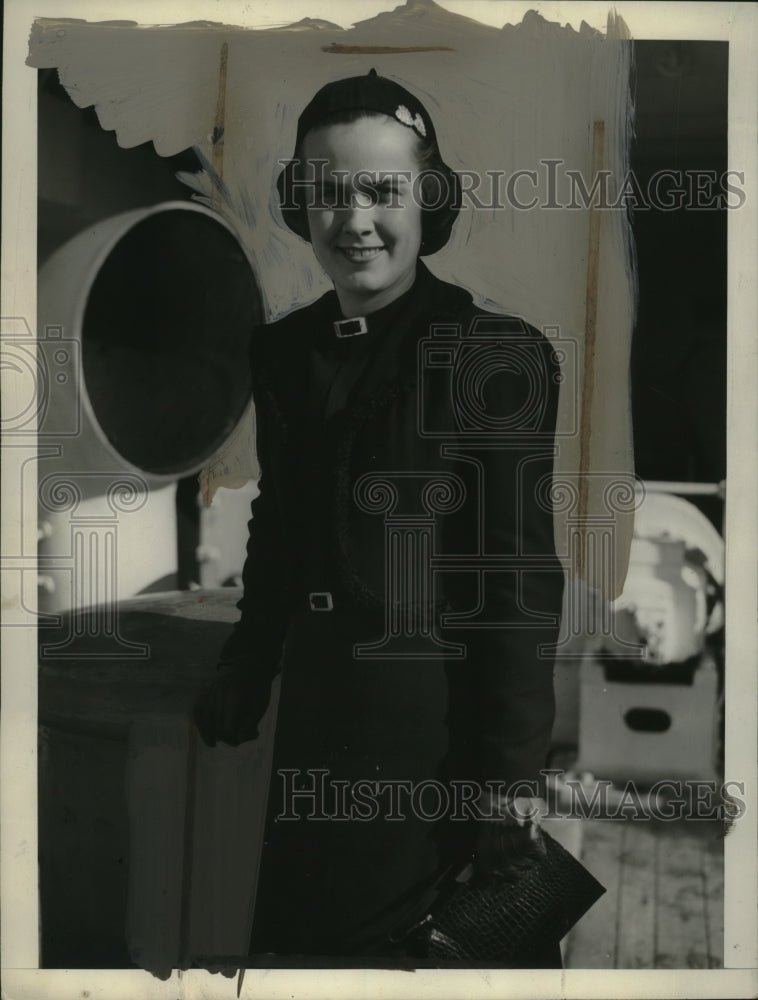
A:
[
  {"left": 473, "top": 793, "right": 547, "bottom": 884},
  {"left": 193, "top": 659, "right": 276, "bottom": 748}
]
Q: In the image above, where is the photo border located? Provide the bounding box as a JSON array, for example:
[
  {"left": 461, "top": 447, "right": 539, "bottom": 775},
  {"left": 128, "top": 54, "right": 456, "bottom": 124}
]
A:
[{"left": 2, "top": 2, "right": 756, "bottom": 997}]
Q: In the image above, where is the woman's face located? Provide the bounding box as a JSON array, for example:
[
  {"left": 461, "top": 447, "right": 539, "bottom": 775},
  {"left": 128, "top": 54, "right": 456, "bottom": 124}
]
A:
[{"left": 301, "top": 115, "right": 424, "bottom": 316}]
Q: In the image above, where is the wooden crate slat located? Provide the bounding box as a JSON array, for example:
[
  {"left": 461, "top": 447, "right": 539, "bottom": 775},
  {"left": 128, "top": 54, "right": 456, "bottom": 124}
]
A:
[
  {"left": 654, "top": 821, "right": 710, "bottom": 968},
  {"left": 564, "top": 819, "right": 623, "bottom": 968},
  {"left": 616, "top": 819, "right": 657, "bottom": 968}
]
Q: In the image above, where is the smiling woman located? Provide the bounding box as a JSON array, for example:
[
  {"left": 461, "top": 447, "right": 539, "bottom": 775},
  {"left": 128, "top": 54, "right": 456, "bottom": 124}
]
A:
[
  {"left": 193, "top": 68, "right": 568, "bottom": 966},
  {"left": 304, "top": 115, "right": 423, "bottom": 314}
]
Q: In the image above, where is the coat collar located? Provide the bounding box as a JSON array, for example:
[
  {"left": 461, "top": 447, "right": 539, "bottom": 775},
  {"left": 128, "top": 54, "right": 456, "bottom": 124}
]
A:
[
  {"left": 341, "top": 261, "right": 472, "bottom": 412},
  {"left": 253, "top": 261, "right": 474, "bottom": 430}
]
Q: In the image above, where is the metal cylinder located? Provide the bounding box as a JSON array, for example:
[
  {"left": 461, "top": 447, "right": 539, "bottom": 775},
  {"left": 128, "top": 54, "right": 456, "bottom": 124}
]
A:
[{"left": 37, "top": 201, "right": 262, "bottom": 611}]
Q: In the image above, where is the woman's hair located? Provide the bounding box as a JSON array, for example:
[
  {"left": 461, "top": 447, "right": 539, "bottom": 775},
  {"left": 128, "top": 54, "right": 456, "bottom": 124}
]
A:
[{"left": 276, "top": 104, "right": 462, "bottom": 256}]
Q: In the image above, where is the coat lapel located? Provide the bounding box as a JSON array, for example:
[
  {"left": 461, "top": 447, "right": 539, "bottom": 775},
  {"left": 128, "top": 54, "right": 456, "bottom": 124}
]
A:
[
  {"left": 252, "top": 263, "right": 473, "bottom": 439},
  {"left": 251, "top": 295, "right": 330, "bottom": 439},
  {"left": 335, "top": 263, "right": 473, "bottom": 427}
]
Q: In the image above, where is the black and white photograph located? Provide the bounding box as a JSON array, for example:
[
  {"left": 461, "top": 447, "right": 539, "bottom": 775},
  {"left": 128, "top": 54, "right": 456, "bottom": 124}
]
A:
[{"left": 1, "top": 1, "right": 756, "bottom": 998}]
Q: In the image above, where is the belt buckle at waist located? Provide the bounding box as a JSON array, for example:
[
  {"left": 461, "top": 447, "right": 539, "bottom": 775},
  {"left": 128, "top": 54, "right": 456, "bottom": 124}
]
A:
[{"left": 308, "top": 591, "right": 333, "bottom": 611}]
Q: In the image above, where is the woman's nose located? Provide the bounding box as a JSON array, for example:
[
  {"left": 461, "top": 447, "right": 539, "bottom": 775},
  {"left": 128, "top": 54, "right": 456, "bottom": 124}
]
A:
[{"left": 340, "top": 191, "right": 376, "bottom": 235}]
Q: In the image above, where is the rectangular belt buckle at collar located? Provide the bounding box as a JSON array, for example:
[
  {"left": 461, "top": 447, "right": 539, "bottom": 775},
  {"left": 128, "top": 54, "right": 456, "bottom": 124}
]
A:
[
  {"left": 333, "top": 317, "right": 368, "bottom": 338},
  {"left": 309, "top": 591, "right": 334, "bottom": 611}
]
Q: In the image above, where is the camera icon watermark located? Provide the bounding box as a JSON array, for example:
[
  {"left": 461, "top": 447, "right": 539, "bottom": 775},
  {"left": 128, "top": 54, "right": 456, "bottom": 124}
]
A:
[
  {"left": 1, "top": 316, "right": 151, "bottom": 657},
  {"left": 1, "top": 318, "right": 82, "bottom": 438},
  {"left": 417, "top": 316, "right": 578, "bottom": 439}
]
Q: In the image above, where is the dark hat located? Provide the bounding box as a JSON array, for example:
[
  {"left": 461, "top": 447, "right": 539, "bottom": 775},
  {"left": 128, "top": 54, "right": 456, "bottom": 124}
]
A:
[
  {"left": 293, "top": 67, "right": 436, "bottom": 149},
  {"left": 277, "top": 69, "right": 461, "bottom": 256}
]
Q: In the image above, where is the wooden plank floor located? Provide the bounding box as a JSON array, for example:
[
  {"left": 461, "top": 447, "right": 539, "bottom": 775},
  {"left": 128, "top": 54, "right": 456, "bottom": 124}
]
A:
[{"left": 565, "top": 818, "right": 724, "bottom": 969}]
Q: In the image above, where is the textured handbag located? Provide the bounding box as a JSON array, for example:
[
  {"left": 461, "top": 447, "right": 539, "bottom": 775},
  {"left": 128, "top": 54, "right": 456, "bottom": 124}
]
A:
[{"left": 403, "top": 829, "right": 605, "bottom": 964}]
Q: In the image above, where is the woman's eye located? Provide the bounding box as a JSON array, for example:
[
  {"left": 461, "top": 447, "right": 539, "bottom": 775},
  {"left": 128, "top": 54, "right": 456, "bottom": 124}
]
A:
[{"left": 314, "top": 184, "right": 348, "bottom": 209}]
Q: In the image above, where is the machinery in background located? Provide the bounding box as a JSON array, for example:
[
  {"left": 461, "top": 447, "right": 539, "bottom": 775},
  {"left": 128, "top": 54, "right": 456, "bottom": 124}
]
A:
[
  {"left": 35, "top": 202, "right": 261, "bottom": 653},
  {"left": 576, "top": 484, "right": 725, "bottom": 785},
  {"left": 33, "top": 200, "right": 267, "bottom": 968}
]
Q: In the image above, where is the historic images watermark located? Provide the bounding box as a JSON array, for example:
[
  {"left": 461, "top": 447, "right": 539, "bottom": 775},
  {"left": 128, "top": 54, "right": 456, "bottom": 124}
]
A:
[
  {"left": 275, "top": 768, "right": 746, "bottom": 824},
  {"left": 1, "top": 316, "right": 151, "bottom": 658},
  {"left": 279, "top": 158, "right": 747, "bottom": 212}
]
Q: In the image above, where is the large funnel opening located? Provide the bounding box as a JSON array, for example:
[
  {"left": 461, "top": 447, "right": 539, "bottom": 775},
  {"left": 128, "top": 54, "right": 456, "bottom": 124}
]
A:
[{"left": 81, "top": 208, "right": 260, "bottom": 476}]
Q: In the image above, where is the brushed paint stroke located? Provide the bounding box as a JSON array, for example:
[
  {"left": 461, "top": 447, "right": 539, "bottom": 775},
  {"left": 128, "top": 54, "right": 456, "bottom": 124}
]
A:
[{"left": 27, "top": 0, "right": 637, "bottom": 601}]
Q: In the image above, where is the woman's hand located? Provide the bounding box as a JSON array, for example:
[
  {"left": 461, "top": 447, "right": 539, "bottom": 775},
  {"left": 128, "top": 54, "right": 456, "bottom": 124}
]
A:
[
  {"left": 473, "top": 792, "right": 547, "bottom": 883},
  {"left": 192, "top": 660, "right": 275, "bottom": 748}
]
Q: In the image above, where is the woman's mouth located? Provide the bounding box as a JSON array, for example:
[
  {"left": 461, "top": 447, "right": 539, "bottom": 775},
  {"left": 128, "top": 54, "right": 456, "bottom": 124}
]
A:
[{"left": 337, "top": 246, "right": 385, "bottom": 263}]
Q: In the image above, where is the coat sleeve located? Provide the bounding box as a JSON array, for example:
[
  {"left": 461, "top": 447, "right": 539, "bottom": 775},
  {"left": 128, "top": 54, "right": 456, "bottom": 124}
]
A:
[
  {"left": 466, "top": 325, "right": 564, "bottom": 796},
  {"left": 215, "top": 335, "right": 291, "bottom": 679}
]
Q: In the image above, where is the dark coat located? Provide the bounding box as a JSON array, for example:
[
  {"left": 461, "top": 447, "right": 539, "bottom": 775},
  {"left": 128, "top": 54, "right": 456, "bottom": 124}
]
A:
[
  {"left": 220, "top": 260, "right": 565, "bottom": 956},
  {"left": 221, "top": 259, "right": 564, "bottom": 792}
]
